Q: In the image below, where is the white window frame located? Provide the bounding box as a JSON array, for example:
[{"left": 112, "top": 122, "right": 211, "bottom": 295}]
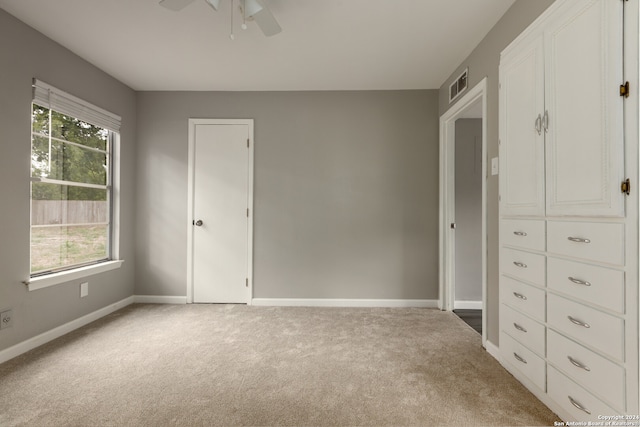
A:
[{"left": 27, "top": 80, "right": 123, "bottom": 291}]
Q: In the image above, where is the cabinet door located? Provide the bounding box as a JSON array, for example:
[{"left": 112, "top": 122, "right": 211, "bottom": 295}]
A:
[
  {"left": 545, "top": 0, "right": 624, "bottom": 217},
  {"left": 499, "top": 36, "right": 546, "bottom": 217}
]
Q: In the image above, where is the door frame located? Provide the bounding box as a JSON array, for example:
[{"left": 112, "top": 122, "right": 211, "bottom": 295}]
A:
[
  {"left": 186, "top": 118, "right": 254, "bottom": 304},
  {"left": 438, "top": 78, "right": 488, "bottom": 346}
]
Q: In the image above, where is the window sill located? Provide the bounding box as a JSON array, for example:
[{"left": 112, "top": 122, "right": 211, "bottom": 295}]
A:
[{"left": 27, "top": 260, "right": 124, "bottom": 291}]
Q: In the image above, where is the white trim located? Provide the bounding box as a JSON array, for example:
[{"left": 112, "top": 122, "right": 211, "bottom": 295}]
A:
[
  {"left": 132, "top": 295, "right": 187, "bottom": 304},
  {"left": 454, "top": 300, "right": 483, "bottom": 310},
  {"left": 0, "top": 296, "right": 134, "bottom": 365},
  {"left": 439, "top": 77, "right": 488, "bottom": 347},
  {"left": 27, "top": 260, "right": 124, "bottom": 291},
  {"left": 251, "top": 298, "right": 439, "bottom": 308},
  {"left": 483, "top": 339, "right": 500, "bottom": 360},
  {"left": 186, "top": 121, "right": 195, "bottom": 304},
  {"left": 110, "top": 133, "right": 121, "bottom": 261},
  {"left": 187, "top": 118, "right": 254, "bottom": 304},
  {"left": 625, "top": 0, "right": 640, "bottom": 413}
]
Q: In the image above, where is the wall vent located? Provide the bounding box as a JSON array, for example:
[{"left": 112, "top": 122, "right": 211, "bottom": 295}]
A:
[{"left": 449, "top": 68, "right": 468, "bottom": 103}]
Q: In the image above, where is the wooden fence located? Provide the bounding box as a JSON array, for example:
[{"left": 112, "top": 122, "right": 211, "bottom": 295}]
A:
[{"left": 31, "top": 200, "right": 108, "bottom": 226}]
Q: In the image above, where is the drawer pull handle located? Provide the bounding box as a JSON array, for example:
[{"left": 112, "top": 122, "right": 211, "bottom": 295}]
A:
[
  {"left": 567, "top": 236, "right": 591, "bottom": 244},
  {"left": 567, "top": 356, "right": 591, "bottom": 372},
  {"left": 513, "top": 292, "right": 527, "bottom": 300},
  {"left": 513, "top": 231, "right": 527, "bottom": 236},
  {"left": 568, "top": 277, "right": 592, "bottom": 287},
  {"left": 513, "top": 352, "right": 527, "bottom": 364},
  {"left": 513, "top": 323, "right": 527, "bottom": 333},
  {"left": 568, "top": 316, "right": 591, "bottom": 329},
  {"left": 513, "top": 261, "right": 527, "bottom": 268},
  {"left": 535, "top": 114, "right": 542, "bottom": 135},
  {"left": 568, "top": 396, "right": 591, "bottom": 415}
]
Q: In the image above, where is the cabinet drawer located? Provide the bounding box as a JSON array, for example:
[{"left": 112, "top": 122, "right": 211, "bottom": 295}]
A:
[
  {"left": 547, "top": 221, "right": 624, "bottom": 266},
  {"left": 547, "top": 294, "right": 624, "bottom": 361},
  {"left": 548, "top": 366, "right": 617, "bottom": 422},
  {"left": 501, "top": 304, "right": 545, "bottom": 357},
  {"left": 547, "top": 257, "right": 624, "bottom": 313},
  {"left": 500, "top": 332, "right": 546, "bottom": 391},
  {"left": 500, "top": 248, "right": 546, "bottom": 286},
  {"left": 501, "top": 219, "right": 545, "bottom": 251},
  {"left": 500, "top": 276, "right": 545, "bottom": 321},
  {"left": 547, "top": 330, "right": 624, "bottom": 411}
]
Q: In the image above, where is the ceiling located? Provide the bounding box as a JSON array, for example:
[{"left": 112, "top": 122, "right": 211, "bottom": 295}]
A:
[{"left": 0, "top": 0, "right": 516, "bottom": 91}]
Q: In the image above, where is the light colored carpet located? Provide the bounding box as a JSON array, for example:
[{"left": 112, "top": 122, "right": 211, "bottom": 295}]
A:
[{"left": 0, "top": 304, "right": 558, "bottom": 426}]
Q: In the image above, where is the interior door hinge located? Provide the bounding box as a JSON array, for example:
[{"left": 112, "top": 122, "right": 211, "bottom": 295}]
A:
[
  {"left": 247, "top": 208, "right": 250, "bottom": 217},
  {"left": 246, "top": 278, "right": 249, "bottom": 287},
  {"left": 620, "top": 82, "right": 630, "bottom": 98},
  {"left": 621, "top": 178, "right": 631, "bottom": 195},
  {"left": 247, "top": 138, "right": 250, "bottom": 148}
]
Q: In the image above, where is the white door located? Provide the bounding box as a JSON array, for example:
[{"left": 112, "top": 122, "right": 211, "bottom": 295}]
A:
[
  {"left": 191, "top": 121, "right": 252, "bottom": 303},
  {"left": 544, "top": 0, "right": 624, "bottom": 217},
  {"left": 499, "top": 35, "right": 546, "bottom": 217}
]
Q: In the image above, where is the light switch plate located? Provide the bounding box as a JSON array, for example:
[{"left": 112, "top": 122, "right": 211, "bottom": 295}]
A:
[
  {"left": 491, "top": 157, "right": 499, "bottom": 176},
  {"left": 80, "top": 282, "right": 89, "bottom": 298}
]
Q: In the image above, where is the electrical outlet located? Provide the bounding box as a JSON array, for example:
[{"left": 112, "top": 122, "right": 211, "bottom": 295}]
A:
[
  {"left": 80, "top": 282, "right": 89, "bottom": 298},
  {"left": 0, "top": 310, "right": 13, "bottom": 330}
]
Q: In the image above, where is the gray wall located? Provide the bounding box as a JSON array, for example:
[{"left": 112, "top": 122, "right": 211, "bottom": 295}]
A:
[
  {"left": 439, "top": 0, "right": 556, "bottom": 343},
  {"left": 0, "top": 9, "right": 137, "bottom": 352},
  {"left": 454, "top": 119, "right": 482, "bottom": 303},
  {"left": 0, "top": 0, "right": 557, "bottom": 354},
  {"left": 135, "top": 91, "right": 439, "bottom": 300}
]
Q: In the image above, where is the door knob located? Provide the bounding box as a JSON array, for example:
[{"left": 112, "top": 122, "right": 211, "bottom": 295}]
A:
[{"left": 194, "top": 219, "right": 203, "bottom": 226}]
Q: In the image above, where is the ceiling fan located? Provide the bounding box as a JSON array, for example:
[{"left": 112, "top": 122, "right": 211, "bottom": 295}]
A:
[{"left": 159, "top": 0, "right": 282, "bottom": 37}]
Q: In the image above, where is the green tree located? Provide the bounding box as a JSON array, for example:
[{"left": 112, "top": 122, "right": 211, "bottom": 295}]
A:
[{"left": 31, "top": 104, "right": 109, "bottom": 201}]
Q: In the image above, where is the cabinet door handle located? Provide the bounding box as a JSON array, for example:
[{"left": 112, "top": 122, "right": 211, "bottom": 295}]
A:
[
  {"left": 513, "top": 352, "right": 527, "bottom": 364},
  {"left": 513, "top": 231, "right": 527, "bottom": 236},
  {"left": 513, "top": 323, "right": 527, "bottom": 333},
  {"left": 535, "top": 114, "right": 542, "bottom": 135},
  {"left": 568, "top": 316, "right": 591, "bottom": 329},
  {"left": 543, "top": 110, "right": 549, "bottom": 132},
  {"left": 567, "top": 356, "right": 591, "bottom": 372},
  {"left": 568, "top": 277, "right": 592, "bottom": 287},
  {"left": 513, "top": 261, "right": 527, "bottom": 268},
  {"left": 568, "top": 396, "right": 591, "bottom": 415},
  {"left": 513, "top": 292, "right": 527, "bottom": 300},
  {"left": 567, "top": 236, "right": 591, "bottom": 244}
]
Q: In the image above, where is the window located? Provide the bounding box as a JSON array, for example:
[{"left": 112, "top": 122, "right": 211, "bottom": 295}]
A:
[{"left": 30, "top": 80, "right": 121, "bottom": 281}]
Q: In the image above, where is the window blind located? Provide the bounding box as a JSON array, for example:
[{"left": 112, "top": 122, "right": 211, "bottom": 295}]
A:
[{"left": 32, "top": 79, "right": 121, "bottom": 132}]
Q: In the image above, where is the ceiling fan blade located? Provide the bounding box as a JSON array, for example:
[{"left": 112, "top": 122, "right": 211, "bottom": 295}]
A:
[
  {"left": 251, "top": 0, "right": 282, "bottom": 36},
  {"left": 159, "top": 0, "right": 196, "bottom": 12},
  {"left": 242, "top": 0, "right": 263, "bottom": 18},
  {"left": 205, "top": 0, "right": 220, "bottom": 11}
]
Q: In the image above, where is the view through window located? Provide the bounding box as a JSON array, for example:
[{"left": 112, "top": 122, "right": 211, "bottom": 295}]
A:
[{"left": 30, "top": 104, "right": 113, "bottom": 275}]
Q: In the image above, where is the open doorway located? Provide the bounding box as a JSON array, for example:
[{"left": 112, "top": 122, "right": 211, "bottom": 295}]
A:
[
  {"left": 452, "top": 110, "right": 483, "bottom": 333},
  {"left": 439, "top": 78, "right": 487, "bottom": 346}
]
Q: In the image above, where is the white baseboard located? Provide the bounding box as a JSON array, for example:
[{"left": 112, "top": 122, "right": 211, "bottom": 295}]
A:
[
  {"left": 133, "top": 295, "right": 187, "bottom": 304},
  {"left": 484, "top": 339, "right": 500, "bottom": 360},
  {"left": 454, "top": 300, "right": 483, "bottom": 310},
  {"left": 251, "top": 298, "right": 439, "bottom": 308},
  {"left": 0, "top": 296, "right": 134, "bottom": 365}
]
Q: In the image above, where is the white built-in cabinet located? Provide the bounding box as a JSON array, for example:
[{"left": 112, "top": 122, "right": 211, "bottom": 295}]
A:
[{"left": 498, "top": 0, "right": 637, "bottom": 421}]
